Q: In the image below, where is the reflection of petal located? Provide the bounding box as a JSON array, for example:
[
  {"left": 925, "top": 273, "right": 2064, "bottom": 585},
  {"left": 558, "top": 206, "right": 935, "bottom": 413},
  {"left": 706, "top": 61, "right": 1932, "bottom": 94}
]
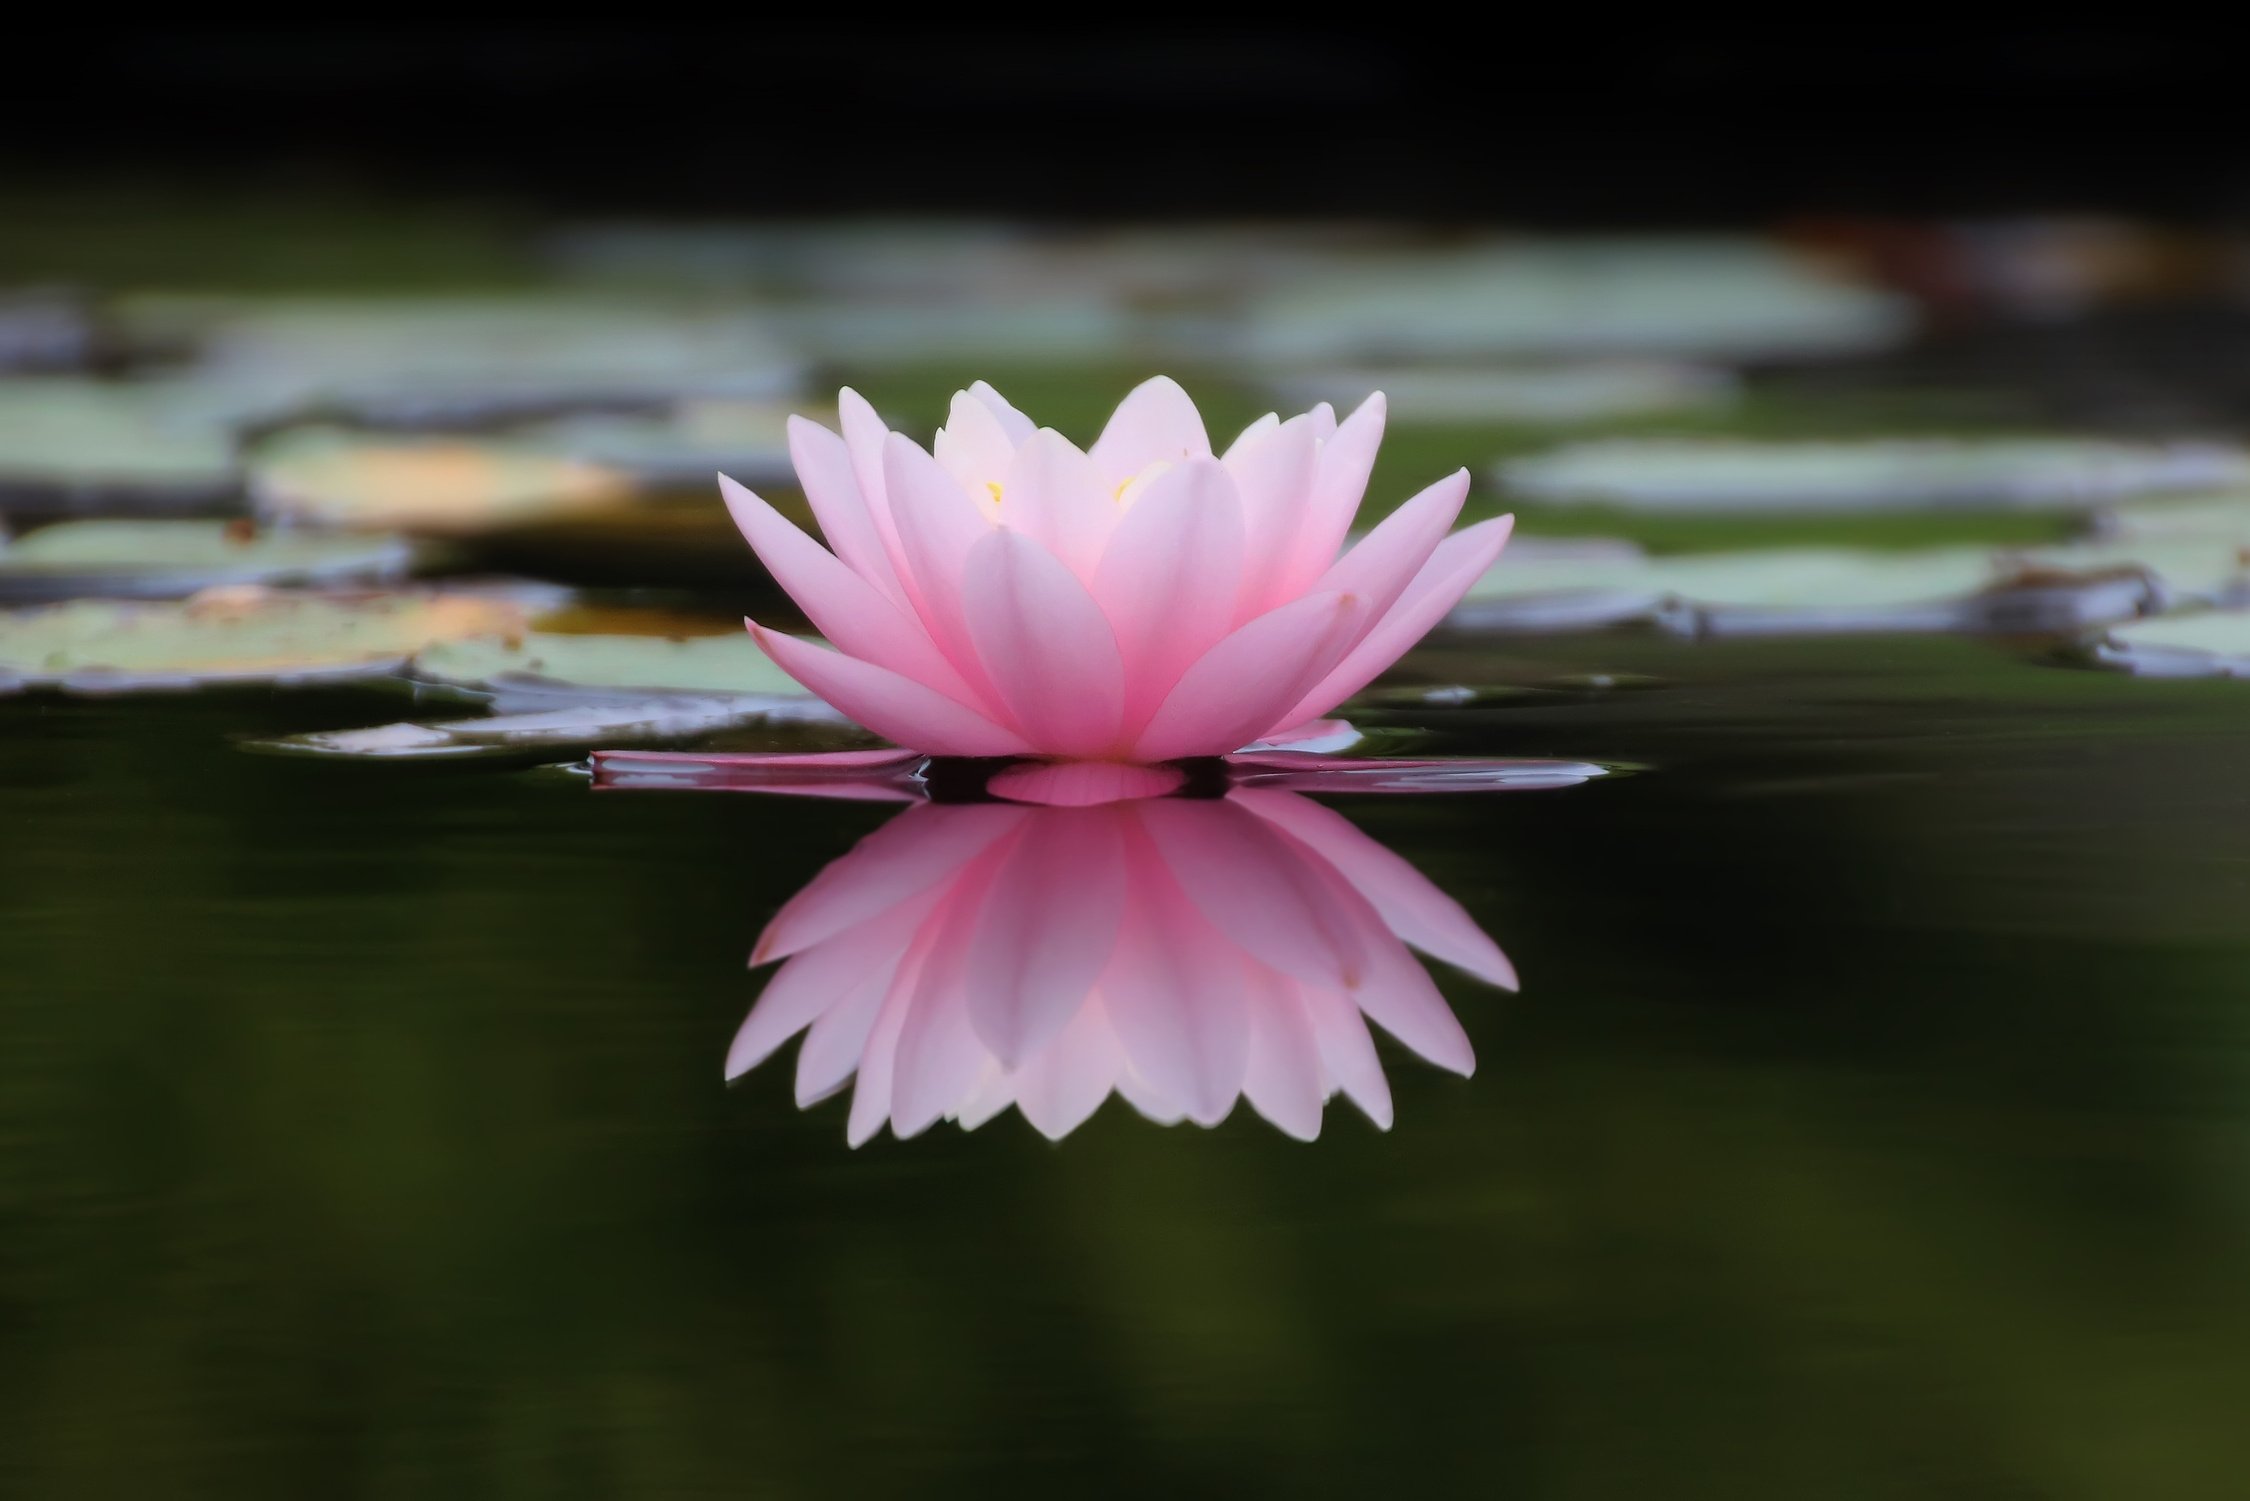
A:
[
  {"left": 1135, "top": 798, "right": 1368, "bottom": 992},
  {"left": 755, "top": 802, "right": 1025, "bottom": 964},
  {"left": 1234, "top": 788, "right": 1518, "bottom": 990},
  {"left": 1101, "top": 845, "right": 1249, "bottom": 1127},
  {"left": 966, "top": 808, "right": 1126, "bottom": 1067}
]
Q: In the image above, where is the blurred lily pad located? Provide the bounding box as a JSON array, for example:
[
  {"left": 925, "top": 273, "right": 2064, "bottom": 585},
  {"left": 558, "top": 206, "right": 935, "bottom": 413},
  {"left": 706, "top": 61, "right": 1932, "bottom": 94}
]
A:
[
  {"left": 1454, "top": 540, "right": 2198, "bottom": 636},
  {"left": 1500, "top": 437, "right": 2250, "bottom": 513},
  {"left": 256, "top": 694, "right": 835, "bottom": 761},
  {"left": 411, "top": 629, "right": 805, "bottom": 699},
  {"left": 1244, "top": 238, "right": 1914, "bottom": 363},
  {"left": 527, "top": 398, "right": 801, "bottom": 490},
  {"left": 1268, "top": 361, "right": 1737, "bottom": 426},
  {"left": 249, "top": 434, "right": 638, "bottom": 535},
  {"left": 126, "top": 294, "right": 803, "bottom": 429},
  {"left": 2087, "top": 612, "right": 2250, "bottom": 678},
  {"left": 0, "top": 289, "right": 104, "bottom": 373},
  {"left": 0, "top": 520, "right": 414, "bottom": 602},
  {"left": 0, "top": 379, "right": 240, "bottom": 517},
  {"left": 0, "top": 588, "right": 533, "bottom": 693}
]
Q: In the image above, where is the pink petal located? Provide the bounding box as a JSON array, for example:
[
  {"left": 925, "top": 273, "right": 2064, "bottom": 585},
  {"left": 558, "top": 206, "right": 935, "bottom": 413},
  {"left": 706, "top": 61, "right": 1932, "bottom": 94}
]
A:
[
  {"left": 1277, "top": 392, "right": 1385, "bottom": 598},
  {"left": 1298, "top": 983, "right": 1393, "bottom": 1129},
  {"left": 1131, "top": 590, "right": 1369, "bottom": 763},
  {"left": 754, "top": 802, "right": 1025, "bottom": 963},
  {"left": 1089, "top": 375, "right": 1211, "bottom": 485},
  {"left": 837, "top": 388, "right": 902, "bottom": 556},
  {"left": 1012, "top": 996, "right": 1121, "bottom": 1140},
  {"left": 881, "top": 434, "right": 1010, "bottom": 712},
  {"left": 934, "top": 389, "right": 1020, "bottom": 502},
  {"left": 965, "top": 806, "right": 1126, "bottom": 1066},
  {"left": 1134, "top": 796, "right": 1370, "bottom": 991},
  {"left": 1098, "top": 841, "right": 1248, "bottom": 1126},
  {"left": 889, "top": 850, "right": 1010, "bottom": 1137},
  {"left": 787, "top": 415, "right": 908, "bottom": 605},
  {"left": 748, "top": 624, "right": 1031, "bottom": 758},
  {"left": 1301, "top": 856, "right": 1476, "bottom": 1076},
  {"left": 985, "top": 761, "right": 1185, "bottom": 806},
  {"left": 1242, "top": 967, "right": 1325, "bottom": 1141},
  {"left": 1233, "top": 788, "right": 1517, "bottom": 989},
  {"left": 961, "top": 528, "right": 1127, "bottom": 757},
  {"left": 1002, "top": 428, "right": 1115, "bottom": 580},
  {"left": 1222, "top": 412, "right": 1279, "bottom": 460},
  {"left": 845, "top": 936, "right": 928, "bottom": 1146},
  {"left": 730, "top": 887, "right": 941, "bottom": 1081},
  {"left": 1309, "top": 468, "right": 1469, "bottom": 633},
  {"left": 968, "top": 380, "right": 1036, "bottom": 444},
  {"left": 1091, "top": 458, "right": 1248, "bottom": 727},
  {"left": 1224, "top": 413, "right": 1321, "bottom": 621},
  {"left": 795, "top": 961, "right": 901, "bottom": 1107},
  {"left": 1276, "top": 515, "right": 1514, "bottom": 728},
  {"left": 720, "top": 474, "right": 980, "bottom": 706}
]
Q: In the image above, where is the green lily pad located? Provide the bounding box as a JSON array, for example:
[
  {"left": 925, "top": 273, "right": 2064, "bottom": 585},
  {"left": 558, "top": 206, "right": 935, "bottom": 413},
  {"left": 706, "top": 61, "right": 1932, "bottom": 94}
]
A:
[
  {"left": 1245, "top": 238, "right": 1914, "bottom": 362},
  {"left": 2094, "top": 490, "right": 2250, "bottom": 541},
  {"left": 1455, "top": 539, "right": 2200, "bottom": 636},
  {"left": 0, "top": 379, "right": 240, "bottom": 516},
  {"left": 1499, "top": 437, "right": 2250, "bottom": 513},
  {"left": 410, "top": 630, "right": 805, "bottom": 699},
  {"left": 527, "top": 398, "right": 803, "bottom": 490},
  {"left": 254, "top": 694, "right": 837, "bottom": 761},
  {"left": 0, "top": 589, "right": 535, "bottom": 693},
  {"left": 1268, "top": 362, "right": 1737, "bottom": 426},
  {"left": 128, "top": 294, "right": 802, "bottom": 428},
  {"left": 0, "top": 520, "right": 415, "bottom": 602},
  {"left": 248, "top": 433, "right": 640, "bottom": 535}
]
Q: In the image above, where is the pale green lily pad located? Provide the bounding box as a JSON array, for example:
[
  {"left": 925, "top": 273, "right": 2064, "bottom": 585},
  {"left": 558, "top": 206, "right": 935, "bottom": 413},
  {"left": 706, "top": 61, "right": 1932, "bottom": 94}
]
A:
[
  {"left": 255, "top": 694, "right": 837, "bottom": 761},
  {"left": 0, "top": 379, "right": 240, "bottom": 515},
  {"left": 0, "top": 520, "right": 415, "bottom": 602},
  {"left": 1268, "top": 361, "right": 1737, "bottom": 425},
  {"left": 1455, "top": 540, "right": 2193, "bottom": 636},
  {"left": 1245, "top": 238, "right": 1914, "bottom": 362},
  {"left": 0, "top": 289, "right": 101, "bottom": 373},
  {"left": 126, "top": 294, "right": 802, "bottom": 428},
  {"left": 530, "top": 398, "right": 803, "bottom": 490},
  {"left": 2094, "top": 490, "right": 2250, "bottom": 540},
  {"left": 2089, "top": 612, "right": 2250, "bottom": 677},
  {"left": 1500, "top": 437, "right": 2250, "bottom": 512},
  {"left": 411, "top": 630, "right": 805, "bottom": 698},
  {"left": 0, "top": 589, "right": 534, "bottom": 693},
  {"left": 249, "top": 432, "right": 639, "bottom": 535}
]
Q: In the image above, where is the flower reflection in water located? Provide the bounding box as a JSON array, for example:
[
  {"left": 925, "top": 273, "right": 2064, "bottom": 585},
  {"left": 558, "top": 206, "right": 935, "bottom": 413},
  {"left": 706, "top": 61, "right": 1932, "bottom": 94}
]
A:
[{"left": 597, "top": 747, "right": 1599, "bottom": 1146}]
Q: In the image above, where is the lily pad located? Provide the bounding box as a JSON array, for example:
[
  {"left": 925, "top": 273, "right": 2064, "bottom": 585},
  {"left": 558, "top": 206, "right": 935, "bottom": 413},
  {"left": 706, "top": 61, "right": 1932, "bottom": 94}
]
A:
[
  {"left": 1245, "top": 238, "right": 1914, "bottom": 363},
  {"left": 1500, "top": 437, "right": 2250, "bottom": 513},
  {"left": 527, "top": 398, "right": 801, "bottom": 490},
  {"left": 0, "top": 520, "right": 415, "bottom": 602},
  {"left": 256, "top": 694, "right": 836, "bottom": 761},
  {"left": 410, "top": 629, "right": 806, "bottom": 699},
  {"left": 1454, "top": 541, "right": 2185, "bottom": 636},
  {"left": 249, "top": 433, "right": 639, "bottom": 535},
  {"left": 0, "top": 379, "right": 240, "bottom": 517},
  {"left": 2087, "top": 612, "right": 2250, "bottom": 678},
  {"left": 0, "top": 289, "right": 103, "bottom": 373},
  {"left": 0, "top": 588, "right": 534, "bottom": 693},
  {"left": 128, "top": 294, "right": 802, "bottom": 429},
  {"left": 1266, "top": 361, "right": 1737, "bottom": 426}
]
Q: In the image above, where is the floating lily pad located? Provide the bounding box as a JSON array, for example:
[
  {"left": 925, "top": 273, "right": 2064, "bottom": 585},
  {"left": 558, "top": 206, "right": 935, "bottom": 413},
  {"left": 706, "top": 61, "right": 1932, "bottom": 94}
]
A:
[
  {"left": 2094, "top": 490, "right": 2250, "bottom": 541},
  {"left": 0, "top": 520, "right": 415, "bottom": 602},
  {"left": 0, "top": 588, "right": 534, "bottom": 693},
  {"left": 2087, "top": 612, "right": 2250, "bottom": 678},
  {"left": 0, "top": 379, "right": 240, "bottom": 517},
  {"left": 1245, "top": 239, "right": 1914, "bottom": 362},
  {"left": 249, "top": 433, "right": 639, "bottom": 535},
  {"left": 1500, "top": 437, "right": 2250, "bottom": 513},
  {"left": 527, "top": 398, "right": 802, "bottom": 490},
  {"left": 410, "top": 629, "right": 806, "bottom": 699},
  {"left": 129, "top": 295, "right": 802, "bottom": 429},
  {"left": 1453, "top": 540, "right": 2195, "bottom": 636},
  {"left": 1267, "top": 361, "right": 1737, "bottom": 426},
  {"left": 0, "top": 289, "right": 103, "bottom": 373},
  {"left": 256, "top": 694, "right": 836, "bottom": 761}
]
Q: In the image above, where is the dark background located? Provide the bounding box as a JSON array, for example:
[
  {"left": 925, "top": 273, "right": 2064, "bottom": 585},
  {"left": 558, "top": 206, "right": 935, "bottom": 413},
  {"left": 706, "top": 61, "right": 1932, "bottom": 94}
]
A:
[{"left": 8, "top": 22, "right": 2249, "bottom": 221}]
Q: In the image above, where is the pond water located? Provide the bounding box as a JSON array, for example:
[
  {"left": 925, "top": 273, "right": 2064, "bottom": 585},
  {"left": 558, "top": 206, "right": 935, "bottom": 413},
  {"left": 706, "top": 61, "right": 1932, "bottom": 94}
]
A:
[{"left": 7, "top": 626, "right": 2250, "bottom": 1496}]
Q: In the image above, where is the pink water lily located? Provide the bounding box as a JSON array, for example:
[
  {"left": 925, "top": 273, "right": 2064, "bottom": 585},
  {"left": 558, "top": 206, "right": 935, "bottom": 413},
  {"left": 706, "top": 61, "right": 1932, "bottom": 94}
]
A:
[{"left": 721, "top": 377, "right": 1515, "bottom": 762}]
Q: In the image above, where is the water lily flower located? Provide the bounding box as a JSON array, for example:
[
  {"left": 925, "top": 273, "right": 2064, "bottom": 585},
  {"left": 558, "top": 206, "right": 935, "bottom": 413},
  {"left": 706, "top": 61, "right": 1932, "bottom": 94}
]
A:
[
  {"left": 724, "top": 788, "right": 1517, "bottom": 1145},
  {"left": 720, "top": 377, "right": 1514, "bottom": 763}
]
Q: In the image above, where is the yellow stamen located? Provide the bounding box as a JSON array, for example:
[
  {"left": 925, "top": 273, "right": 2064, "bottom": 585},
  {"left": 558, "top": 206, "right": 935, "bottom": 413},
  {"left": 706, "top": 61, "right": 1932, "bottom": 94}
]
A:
[{"left": 986, "top": 481, "right": 1004, "bottom": 506}]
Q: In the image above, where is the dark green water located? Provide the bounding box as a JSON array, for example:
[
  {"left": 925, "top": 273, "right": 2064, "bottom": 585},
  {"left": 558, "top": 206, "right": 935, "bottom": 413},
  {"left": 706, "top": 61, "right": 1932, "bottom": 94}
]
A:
[{"left": 7, "top": 631, "right": 2250, "bottom": 1498}]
